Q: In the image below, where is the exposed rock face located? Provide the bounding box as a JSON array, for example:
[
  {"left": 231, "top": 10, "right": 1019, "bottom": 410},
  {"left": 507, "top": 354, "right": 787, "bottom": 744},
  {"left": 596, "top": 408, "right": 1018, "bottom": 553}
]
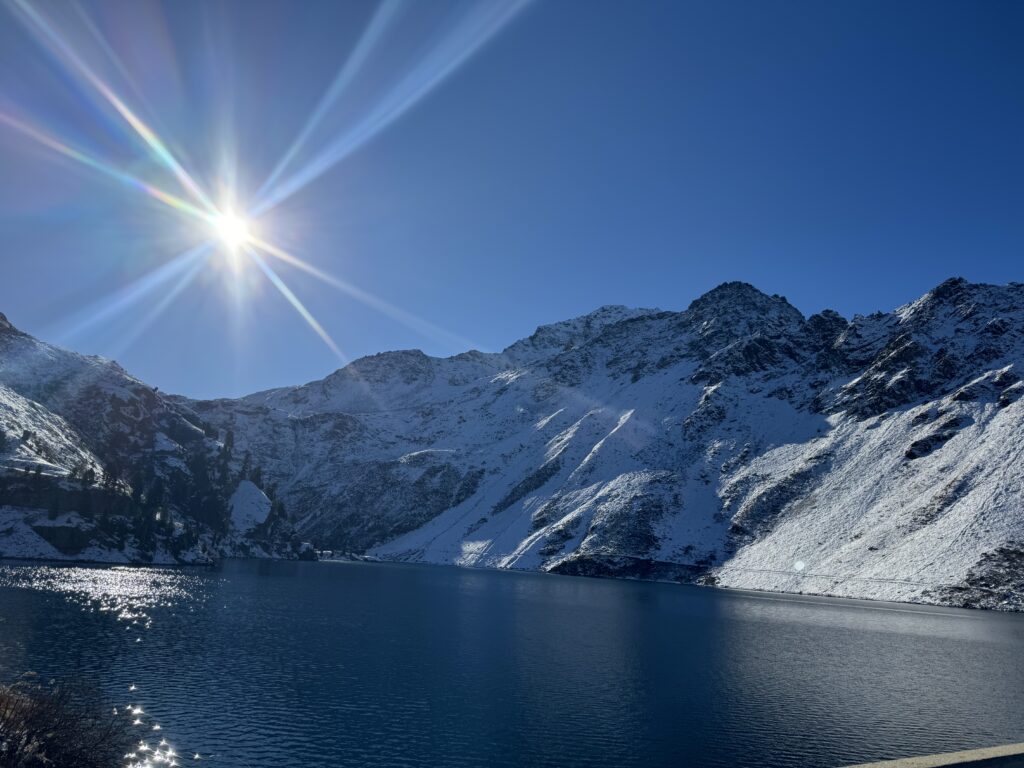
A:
[
  {"left": 0, "top": 320, "right": 306, "bottom": 564},
  {"left": 3, "top": 278, "right": 1024, "bottom": 609},
  {"left": 178, "top": 278, "right": 1024, "bottom": 608}
]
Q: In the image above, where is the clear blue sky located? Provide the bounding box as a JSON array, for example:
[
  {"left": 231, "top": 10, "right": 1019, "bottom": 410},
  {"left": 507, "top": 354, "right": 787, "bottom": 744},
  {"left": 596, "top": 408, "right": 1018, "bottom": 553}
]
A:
[{"left": 0, "top": 0, "right": 1022, "bottom": 398}]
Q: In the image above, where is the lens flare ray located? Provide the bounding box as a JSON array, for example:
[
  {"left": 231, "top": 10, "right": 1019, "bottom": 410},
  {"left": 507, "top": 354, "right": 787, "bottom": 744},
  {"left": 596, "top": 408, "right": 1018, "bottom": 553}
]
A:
[
  {"left": 255, "top": 0, "right": 407, "bottom": 202},
  {"left": 2, "top": 0, "right": 505, "bottom": 369},
  {"left": 70, "top": 0, "right": 150, "bottom": 113},
  {"left": 248, "top": 235, "right": 477, "bottom": 352},
  {"left": 0, "top": 111, "right": 213, "bottom": 224},
  {"left": 245, "top": 247, "right": 347, "bottom": 361},
  {"left": 50, "top": 243, "right": 212, "bottom": 345},
  {"left": 109, "top": 245, "right": 212, "bottom": 356},
  {"left": 7, "top": 0, "right": 215, "bottom": 212},
  {"left": 253, "top": 0, "right": 531, "bottom": 216}
]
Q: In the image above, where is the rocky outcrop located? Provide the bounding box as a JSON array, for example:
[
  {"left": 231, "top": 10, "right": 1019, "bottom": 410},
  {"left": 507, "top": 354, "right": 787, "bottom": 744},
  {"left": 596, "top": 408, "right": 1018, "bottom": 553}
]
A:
[
  {"left": 0, "top": 321, "right": 306, "bottom": 564},
  {"left": 4, "top": 278, "right": 1024, "bottom": 609}
]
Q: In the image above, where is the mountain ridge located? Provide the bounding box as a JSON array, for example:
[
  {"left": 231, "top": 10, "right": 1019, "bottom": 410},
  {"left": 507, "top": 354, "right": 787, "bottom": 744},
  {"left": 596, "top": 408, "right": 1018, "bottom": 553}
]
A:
[{"left": 1, "top": 277, "right": 1022, "bottom": 610}]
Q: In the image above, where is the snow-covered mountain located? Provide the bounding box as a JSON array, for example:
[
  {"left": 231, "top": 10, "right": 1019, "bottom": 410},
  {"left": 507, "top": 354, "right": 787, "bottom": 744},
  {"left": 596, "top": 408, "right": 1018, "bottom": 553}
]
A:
[
  {"left": 2, "top": 278, "right": 1022, "bottom": 609},
  {"left": 181, "top": 277, "right": 1022, "bottom": 610},
  {"left": 0, "top": 312, "right": 306, "bottom": 563}
]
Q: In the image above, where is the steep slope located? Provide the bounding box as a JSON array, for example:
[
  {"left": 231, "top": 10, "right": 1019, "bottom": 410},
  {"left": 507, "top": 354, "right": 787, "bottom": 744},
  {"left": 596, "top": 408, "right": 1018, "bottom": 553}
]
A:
[
  {"left": 0, "top": 313, "right": 306, "bottom": 563},
  {"left": 3, "top": 279, "right": 1022, "bottom": 609},
  {"left": 185, "top": 278, "right": 1024, "bottom": 610}
]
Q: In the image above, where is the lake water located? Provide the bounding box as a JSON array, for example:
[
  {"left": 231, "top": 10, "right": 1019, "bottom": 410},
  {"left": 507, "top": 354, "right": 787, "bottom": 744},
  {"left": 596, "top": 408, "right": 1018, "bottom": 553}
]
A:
[{"left": 0, "top": 559, "right": 1022, "bottom": 768}]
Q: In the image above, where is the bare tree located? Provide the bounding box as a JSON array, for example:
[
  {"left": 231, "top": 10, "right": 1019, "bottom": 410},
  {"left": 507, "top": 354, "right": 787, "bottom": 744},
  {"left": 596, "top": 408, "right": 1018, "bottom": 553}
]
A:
[{"left": 0, "top": 678, "right": 132, "bottom": 768}]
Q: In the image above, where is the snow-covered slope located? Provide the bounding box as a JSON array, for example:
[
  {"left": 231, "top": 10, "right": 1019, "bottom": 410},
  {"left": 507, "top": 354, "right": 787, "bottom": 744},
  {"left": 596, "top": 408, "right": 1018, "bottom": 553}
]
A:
[
  {"left": 0, "top": 313, "right": 306, "bottom": 563},
  {"left": 3, "top": 279, "right": 1022, "bottom": 608},
  {"left": 229, "top": 480, "right": 272, "bottom": 533},
  {"left": 182, "top": 278, "right": 1024, "bottom": 609}
]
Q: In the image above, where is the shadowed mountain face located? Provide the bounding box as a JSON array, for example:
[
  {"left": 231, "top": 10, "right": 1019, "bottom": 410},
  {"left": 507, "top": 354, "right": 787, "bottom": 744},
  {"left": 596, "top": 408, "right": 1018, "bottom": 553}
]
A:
[
  {"left": 182, "top": 277, "right": 1023, "bottom": 609},
  {"left": 0, "top": 313, "right": 304, "bottom": 564},
  {"left": 2, "top": 279, "right": 1023, "bottom": 608}
]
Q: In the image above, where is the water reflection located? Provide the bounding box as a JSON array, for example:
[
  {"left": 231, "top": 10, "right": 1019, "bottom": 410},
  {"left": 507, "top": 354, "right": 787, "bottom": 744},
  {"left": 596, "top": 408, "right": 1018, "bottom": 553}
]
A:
[
  {"left": 0, "top": 560, "right": 1021, "bottom": 768},
  {"left": 707, "top": 590, "right": 1024, "bottom": 765},
  {"left": 0, "top": 563, "right": 211, "bottom": 768},
  {"left": 0, "top": 564, "right": 205, "bottom": 625}
]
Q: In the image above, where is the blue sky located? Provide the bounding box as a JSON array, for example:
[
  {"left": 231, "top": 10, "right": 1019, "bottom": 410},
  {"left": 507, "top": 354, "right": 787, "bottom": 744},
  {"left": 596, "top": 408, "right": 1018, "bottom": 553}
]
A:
[{"left": 1, "top": 0, "right": 1022, "bottom": 398}]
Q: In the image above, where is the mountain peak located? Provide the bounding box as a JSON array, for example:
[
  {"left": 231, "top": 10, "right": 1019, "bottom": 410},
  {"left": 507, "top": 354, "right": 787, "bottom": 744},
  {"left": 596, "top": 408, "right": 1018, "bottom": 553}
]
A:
[
  {"left": 687, "top": 281, "right": 797, "bottom": 313},
  {"left": 897, "top": 277, "right": 991, "bottom": 322},
  {"left": 502, "top": 304, "right": 659, "bottom": 362},
  {"left": 555, "top": 304, "right": 661, "bottom": 328},
  {"left": 581, "top": 304, "right": 650, "bottom": 319},
  {"left": 684, "top": 281, "right": 804, "bottom": 328},
  {"left": 926, "top": 276, "right": 971, "bottom": 304},
  {"left": 330, "top": 349, "right": 433, "bottom": 385},
  {"left": 699, "top": 280, "right": 765, "bottom": 298}
]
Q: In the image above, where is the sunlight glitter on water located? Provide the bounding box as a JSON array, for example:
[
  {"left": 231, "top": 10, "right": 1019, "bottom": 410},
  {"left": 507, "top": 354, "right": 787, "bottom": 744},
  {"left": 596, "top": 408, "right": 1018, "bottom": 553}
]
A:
[
  {"left": 0, "top": 564, "right": 212, "bottom": 767},
  {"left": 125, "top": 738, "right": 184, "bottom": 768},
  {"left": 0, "top": 564, "right": 206, "bottom": 625},
  {"left": 119, "top": 678, "right": 203, "bottom": 766}
]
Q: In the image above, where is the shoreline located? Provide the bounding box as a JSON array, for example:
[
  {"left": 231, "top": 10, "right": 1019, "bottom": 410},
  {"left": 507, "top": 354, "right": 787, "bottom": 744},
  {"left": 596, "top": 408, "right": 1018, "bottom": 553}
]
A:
[{"left": 4, "top": 548, "right": 1019, "bottom": 618}]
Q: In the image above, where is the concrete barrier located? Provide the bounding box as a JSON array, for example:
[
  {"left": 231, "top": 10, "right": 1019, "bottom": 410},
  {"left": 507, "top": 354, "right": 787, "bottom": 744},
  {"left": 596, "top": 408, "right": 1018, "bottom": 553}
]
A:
[{"left": 844, "top": 743, "right": 1024, "bottom": 767}]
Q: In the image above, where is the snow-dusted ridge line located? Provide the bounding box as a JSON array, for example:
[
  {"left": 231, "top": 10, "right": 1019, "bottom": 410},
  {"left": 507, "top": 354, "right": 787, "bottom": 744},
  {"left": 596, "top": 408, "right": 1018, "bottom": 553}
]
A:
[
  {"left": 0, "top": 314, "right": 308, "bottom": 564},
  {"left": 2, "top": 279, "right": 1024, "bottom": 610},
  {"left": 186, "top": 278, "right": 1024, "bottom": 610}
]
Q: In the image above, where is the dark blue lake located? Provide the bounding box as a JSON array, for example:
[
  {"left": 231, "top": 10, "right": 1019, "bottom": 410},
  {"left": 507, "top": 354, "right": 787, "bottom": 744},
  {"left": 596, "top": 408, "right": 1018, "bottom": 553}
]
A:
[{"left": 0, "top": 559, "right": 1022, "bottom": 767}]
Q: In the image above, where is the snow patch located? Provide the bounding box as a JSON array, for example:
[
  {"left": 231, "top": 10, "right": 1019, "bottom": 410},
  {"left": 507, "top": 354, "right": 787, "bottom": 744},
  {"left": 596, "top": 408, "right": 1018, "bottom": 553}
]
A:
[{"left": 229, "top": 481, "right": 272, "bottom": 533}]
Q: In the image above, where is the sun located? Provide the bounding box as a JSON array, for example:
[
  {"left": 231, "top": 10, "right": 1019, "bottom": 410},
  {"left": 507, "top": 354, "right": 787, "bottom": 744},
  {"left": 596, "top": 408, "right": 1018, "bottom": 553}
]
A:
[{"left": 211, "top": 210, "right": 251, "bottom": 252}]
